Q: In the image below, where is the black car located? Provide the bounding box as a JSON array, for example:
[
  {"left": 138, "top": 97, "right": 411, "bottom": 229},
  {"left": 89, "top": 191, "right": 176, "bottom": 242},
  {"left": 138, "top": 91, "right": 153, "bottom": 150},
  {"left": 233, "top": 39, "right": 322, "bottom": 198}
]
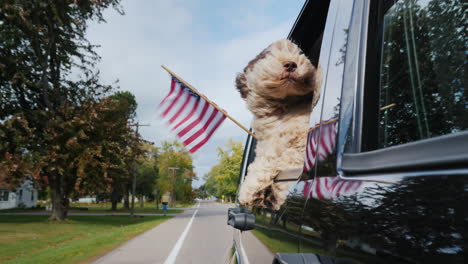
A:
[{"left": 228, "top": 0, "right": 467, "bottom": 263}]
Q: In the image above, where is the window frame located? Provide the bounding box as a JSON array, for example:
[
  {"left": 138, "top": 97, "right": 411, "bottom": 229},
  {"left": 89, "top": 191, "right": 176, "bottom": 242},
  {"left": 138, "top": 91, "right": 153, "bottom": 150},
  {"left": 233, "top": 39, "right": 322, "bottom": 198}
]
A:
[
  {"left": 0, "top": 190, "right": 9, "bottom": 201},
  {"left": 338, "top": 0, "right": 468, "bottom": 177}
]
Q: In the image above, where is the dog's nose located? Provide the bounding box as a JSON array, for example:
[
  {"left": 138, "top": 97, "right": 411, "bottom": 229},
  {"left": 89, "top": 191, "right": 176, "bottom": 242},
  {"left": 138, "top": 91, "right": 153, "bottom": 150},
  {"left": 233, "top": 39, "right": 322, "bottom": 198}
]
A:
[{"left": 283, "top": 61, "right": 297, "bottom": 72}]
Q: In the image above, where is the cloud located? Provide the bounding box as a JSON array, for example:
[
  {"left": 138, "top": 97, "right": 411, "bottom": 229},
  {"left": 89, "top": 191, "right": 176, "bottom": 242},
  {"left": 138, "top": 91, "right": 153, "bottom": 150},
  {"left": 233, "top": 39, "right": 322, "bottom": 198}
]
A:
[{"left": 87, "top": 0, "right": 304, "bottom": 188}]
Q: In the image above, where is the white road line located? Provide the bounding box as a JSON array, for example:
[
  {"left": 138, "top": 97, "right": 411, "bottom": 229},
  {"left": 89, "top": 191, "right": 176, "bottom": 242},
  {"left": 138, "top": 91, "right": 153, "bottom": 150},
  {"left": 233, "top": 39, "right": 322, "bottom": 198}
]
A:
[
  {"left": 163, "top": 209, "right": 199, "bottom": 264},
  {"left": 239, "top": 231, "right": 250, "bottom": 264}
]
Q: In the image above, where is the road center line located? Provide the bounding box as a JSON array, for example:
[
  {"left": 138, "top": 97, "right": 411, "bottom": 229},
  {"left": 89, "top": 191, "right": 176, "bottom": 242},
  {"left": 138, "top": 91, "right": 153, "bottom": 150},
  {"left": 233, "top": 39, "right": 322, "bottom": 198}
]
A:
[{"left": 163, "top": 209, "right": 199, "bottom": 264}]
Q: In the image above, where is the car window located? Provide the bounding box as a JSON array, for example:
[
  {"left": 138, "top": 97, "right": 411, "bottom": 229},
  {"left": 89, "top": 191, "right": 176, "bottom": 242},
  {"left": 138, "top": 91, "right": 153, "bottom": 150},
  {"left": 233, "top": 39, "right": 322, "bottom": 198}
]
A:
[{"left": 374, "top": 0, "right": 467, "bottom": 149}]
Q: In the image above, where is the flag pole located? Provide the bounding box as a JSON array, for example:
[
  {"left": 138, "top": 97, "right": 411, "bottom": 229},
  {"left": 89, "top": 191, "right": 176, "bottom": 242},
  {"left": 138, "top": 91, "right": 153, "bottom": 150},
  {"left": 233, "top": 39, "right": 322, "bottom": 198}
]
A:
[{"left": 161, "top": 65, "right": 258, "bottom": 140}]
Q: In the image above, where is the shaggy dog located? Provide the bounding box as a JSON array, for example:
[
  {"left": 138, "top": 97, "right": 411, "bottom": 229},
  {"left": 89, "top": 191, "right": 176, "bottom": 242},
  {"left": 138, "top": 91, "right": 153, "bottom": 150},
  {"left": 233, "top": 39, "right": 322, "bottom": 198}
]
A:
[{"left": 236, "top": 39, "right": 320, "bottom": 210}]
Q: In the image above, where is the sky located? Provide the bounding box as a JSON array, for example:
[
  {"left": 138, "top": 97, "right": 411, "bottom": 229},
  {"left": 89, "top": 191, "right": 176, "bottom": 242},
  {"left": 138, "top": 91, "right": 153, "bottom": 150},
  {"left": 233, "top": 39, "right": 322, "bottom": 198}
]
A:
[{"left": 87, "top": 0, "right": 306, "bottom": 187}]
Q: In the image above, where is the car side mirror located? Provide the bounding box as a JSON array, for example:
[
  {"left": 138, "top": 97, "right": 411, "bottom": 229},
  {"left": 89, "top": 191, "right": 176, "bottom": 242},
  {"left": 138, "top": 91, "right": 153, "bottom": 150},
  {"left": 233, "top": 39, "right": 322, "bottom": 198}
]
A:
[{"left": 227, "top": 207, "right": 255, "bottom": 231}]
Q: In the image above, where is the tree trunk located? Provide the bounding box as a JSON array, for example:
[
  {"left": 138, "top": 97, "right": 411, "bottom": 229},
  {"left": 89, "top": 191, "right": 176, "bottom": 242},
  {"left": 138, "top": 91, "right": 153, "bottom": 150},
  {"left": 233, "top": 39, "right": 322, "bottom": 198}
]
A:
[
  {"left": 111, "top": 200, "right": 118, "bottom": 211},
  {"left": 49, "top": 182, "right": 69, "bottom": 221},
  {"left": 140, "top": 195, "right": 144, "bottom": 208},
  {"left": 111, "top": 188, "right": 118, "bottom": 211},
  {"left": 123, "top": 184, "right": 130, "bottom": 209}
]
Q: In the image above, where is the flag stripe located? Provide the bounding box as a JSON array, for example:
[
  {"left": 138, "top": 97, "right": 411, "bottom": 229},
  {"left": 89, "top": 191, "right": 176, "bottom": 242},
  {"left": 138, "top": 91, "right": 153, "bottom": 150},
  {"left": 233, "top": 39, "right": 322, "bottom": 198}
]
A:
[
  {"left": 185, "top": 112, "right": 225, "bottom": 150},
  {"left": 177, "top": 102, "right": 210, "bottom": 138},
  {"left": 180, "top": 105, "right": 215, "bottom": 143},
  {"left": 162, "top": 84, "right": 184, "bottom": 117},
  {"left": 189, "top": 114, "right": 226, "bottom": 153},
  {"left": 169, "top": 96, "right": 196, "bottom": 129},
  {"left": 169, "top": 92, "right": 192, "bottom": 123},
  {"left": 315, "top": 178, "right": 324, "bottom": 199},
  {"left": 159, "top": 79, "right": 176, "bottom": 107},
  {"left": 158, "top": 76, "right": 226, "bottom": 153},
  {"left": 173, "top": 100, "right": 206, "bottom": 135},
  {"left": 183, "top": 108, "right": 219, "bottom": 146},
  {"left": 303, "top": 118, "right": 338, "bottom": 172},
  {"left": 185, "top": 114, "right": 223, "bottom": 151},
  {"left": 305, "top": 177, "right": 362, "bottom": 200},
  {"left": 172, "top": 99, "right": 200, "bottom": 131}
]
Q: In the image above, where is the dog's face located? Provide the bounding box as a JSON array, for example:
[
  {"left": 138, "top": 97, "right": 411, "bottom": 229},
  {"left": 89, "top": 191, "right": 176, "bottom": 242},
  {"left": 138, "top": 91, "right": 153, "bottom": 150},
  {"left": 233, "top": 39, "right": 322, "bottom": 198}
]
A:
[{"left": 236, "top": 39, "right": 316, "bottom": 100}]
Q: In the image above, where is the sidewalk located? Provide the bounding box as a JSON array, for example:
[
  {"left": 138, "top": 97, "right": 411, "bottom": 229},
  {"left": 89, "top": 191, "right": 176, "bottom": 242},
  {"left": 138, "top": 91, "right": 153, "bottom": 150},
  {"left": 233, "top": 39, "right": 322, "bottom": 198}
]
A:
[{"left": 0, "top": 212, "right": 181, "bottom": 216}]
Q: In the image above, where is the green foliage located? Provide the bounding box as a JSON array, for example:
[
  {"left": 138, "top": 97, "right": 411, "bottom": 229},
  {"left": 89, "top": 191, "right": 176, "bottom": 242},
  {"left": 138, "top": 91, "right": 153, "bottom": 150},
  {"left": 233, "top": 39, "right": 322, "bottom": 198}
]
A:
[
  {"left": 108, "top": 91, "right": 138, "bottom": 121},
  {"left": 203, "top": 139, "right": 243, "bottom": 200},
  {"left": 193, "top": 184, "right": 209, "bottom": 199},
  {"left": 0, "top": 0, "right": 125, "bottom": 220},
  {"left": 135, "top": 143, "right": 158, "bottom": 198},
  {"left": 0, "top": 0, "right": 124, "bottom": 117},
  {"left": 156, "top": 141, "right": 195, "bottom": 202}
]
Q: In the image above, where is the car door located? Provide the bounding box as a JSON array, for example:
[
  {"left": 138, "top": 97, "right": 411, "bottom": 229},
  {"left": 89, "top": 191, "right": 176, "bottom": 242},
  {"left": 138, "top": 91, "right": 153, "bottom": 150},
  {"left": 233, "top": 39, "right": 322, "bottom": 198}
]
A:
[{"left": 299, "top": 0, "right": 468, "bottom": 263}]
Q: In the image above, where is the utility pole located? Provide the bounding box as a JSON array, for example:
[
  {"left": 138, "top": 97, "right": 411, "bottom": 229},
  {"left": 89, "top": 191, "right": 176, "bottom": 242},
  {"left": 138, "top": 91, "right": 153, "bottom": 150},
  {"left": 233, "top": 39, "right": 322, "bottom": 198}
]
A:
[
  {"left": 129, "top": 122, "right": 150, "bottom": 217},
  {"left": 168, "top": 167, "right": 179, "bottom": 206},
  {"left": 154, "top": 188, "right": 158, "bottom": 210}
]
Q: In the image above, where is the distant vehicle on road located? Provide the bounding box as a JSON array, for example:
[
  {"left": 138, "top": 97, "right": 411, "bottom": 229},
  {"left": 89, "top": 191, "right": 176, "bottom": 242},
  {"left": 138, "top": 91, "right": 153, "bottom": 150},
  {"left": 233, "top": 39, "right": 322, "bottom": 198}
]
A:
[{"left": 228, "top": 0, "right": 467, "bottom": 263}]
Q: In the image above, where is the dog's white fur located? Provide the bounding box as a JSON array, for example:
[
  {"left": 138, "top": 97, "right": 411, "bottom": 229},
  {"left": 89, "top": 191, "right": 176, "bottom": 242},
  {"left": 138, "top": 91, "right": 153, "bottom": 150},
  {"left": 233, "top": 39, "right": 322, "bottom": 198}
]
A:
[{"left": 236, "top": 39, "right": 320, "bottom": 210}]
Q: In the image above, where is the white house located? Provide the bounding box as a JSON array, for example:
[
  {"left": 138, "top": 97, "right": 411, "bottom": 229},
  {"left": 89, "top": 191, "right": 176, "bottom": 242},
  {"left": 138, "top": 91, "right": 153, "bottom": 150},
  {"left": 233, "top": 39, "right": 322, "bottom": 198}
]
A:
[{"left": 0, "top": 179, "right": 38, "bottom": 209}]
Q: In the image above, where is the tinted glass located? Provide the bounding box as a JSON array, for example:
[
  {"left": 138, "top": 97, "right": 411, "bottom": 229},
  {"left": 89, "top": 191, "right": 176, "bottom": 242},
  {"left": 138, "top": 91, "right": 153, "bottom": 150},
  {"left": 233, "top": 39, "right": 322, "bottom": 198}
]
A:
[{"left": 378, "top": 0, "right": 467, "bottom": 148}]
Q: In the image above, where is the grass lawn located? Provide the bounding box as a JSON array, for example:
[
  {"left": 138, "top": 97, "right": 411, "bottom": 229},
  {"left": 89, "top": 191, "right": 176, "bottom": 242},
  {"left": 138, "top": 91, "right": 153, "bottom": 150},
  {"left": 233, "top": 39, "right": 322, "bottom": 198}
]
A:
[
  {"left": 71, "top": 201, "right": 196, "bottom": 209},
  {"left": 69, "top": 207, "right": 183, "bottom": 214},
  {"left": 0, "top": 202, "right": 189, "bottom": 214},
  {"left": 0, "top": 215, "right": 171, "bottom": 264}
]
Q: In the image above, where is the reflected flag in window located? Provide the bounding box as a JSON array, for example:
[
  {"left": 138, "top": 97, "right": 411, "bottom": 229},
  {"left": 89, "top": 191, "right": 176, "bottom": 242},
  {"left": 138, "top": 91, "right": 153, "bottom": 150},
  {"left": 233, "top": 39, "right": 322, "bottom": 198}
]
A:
[
  {"left": 303, "top": 177, "right": 363, "bottom": 200},
  {"left": 304, "top": 118, "right": 339, "bottom": 172}
]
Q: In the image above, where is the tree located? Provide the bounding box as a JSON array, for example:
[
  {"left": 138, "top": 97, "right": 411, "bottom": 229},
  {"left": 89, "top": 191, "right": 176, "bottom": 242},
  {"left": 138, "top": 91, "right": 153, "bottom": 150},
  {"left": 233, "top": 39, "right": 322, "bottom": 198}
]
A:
[
  {"left": 0, "top": 0, "right": 125, "bottom": 220},
  {"left": 105, "top": 91, "right": 138, "bottom": 210},
  {"left": 135, "top": 143, "right": 159, "bottom": 207},
  {"left": 194, "top": 184, "right": 208, "bottom": 199},
  {"left": 156, "top": 141, "right": 195, "bottom": 203},
  {"left": 203, "top": 139, "right": 243, "bottom": 201}
]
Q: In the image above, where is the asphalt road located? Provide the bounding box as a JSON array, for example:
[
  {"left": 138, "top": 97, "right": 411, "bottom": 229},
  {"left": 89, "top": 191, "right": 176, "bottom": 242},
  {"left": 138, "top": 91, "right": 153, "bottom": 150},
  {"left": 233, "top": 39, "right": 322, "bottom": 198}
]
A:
[{"left": 92, "top": 200, "right": 234, "bottom": 264}]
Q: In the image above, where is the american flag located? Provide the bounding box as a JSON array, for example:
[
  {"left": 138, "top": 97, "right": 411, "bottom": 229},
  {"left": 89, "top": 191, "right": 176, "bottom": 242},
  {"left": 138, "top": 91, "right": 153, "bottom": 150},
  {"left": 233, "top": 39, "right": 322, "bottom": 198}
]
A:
[
  {"left": 304, "top": 118, "right": 339, "bottom": 171},
  {"left": 303, "top": 177, "right": 363, "bottom": 200},
  {"left": 158, "top": 76, "right": 226, "bottom": 153}
]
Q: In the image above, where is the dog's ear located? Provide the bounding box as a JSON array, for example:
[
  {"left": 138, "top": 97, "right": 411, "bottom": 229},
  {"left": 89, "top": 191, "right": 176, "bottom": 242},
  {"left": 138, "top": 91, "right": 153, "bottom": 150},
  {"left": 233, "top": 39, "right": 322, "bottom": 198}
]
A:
[{"left": 235, "top": 73, "right": 249, "bottom": 99}]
